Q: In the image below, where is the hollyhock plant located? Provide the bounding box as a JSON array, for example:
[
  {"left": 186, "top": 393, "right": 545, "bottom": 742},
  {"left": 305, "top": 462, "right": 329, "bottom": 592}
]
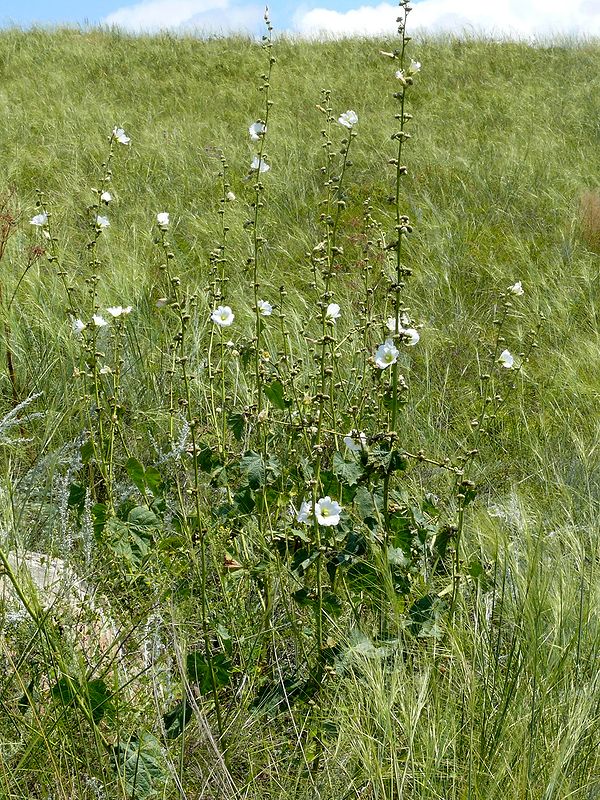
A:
[
  {"left": 325, "top": 303, "right": 341, "bottom": 323},
  {"left": 250, "top": 155, "right": 270, "bottom": 173},
  {"left": 344, "top": 431, "right": 367, "bottom": 452},
  {"left": 211, "top": 306, "right": 235, "bottom": 327},
  {"left": 112, "top": 127, "right": 130, "bottom": 145},
  {"left": 315, "top": 496, "right": 342, "bottom": 526},
  {"left": 257, "top": 300, "right": 273, "bottom": 316},
  {"left": 106, "top": 306, "right": 132, "bottom": 318},
  {"left": 249, "top": 121, "right": 266, "bottom": 141},
  {"left": 296, "top": 500, "right": 313, "bottom": 524},
  {"left": 375, "top": 339, "right": 399, "bottom": 369},
  {"left": 30, "top": 212, "right": 48, "bottom": 227},
  {"left": 338, "top": 110, "right": 358, "bottom": 129},
  {"left": 508, "top": 281, "right": 524, "bottom": 296}
]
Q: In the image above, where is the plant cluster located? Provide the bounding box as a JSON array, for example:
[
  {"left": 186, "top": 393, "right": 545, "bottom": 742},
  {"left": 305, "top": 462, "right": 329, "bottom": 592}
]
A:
[{"left": 3, "top": 4, "right": 590, "bottom": 800}]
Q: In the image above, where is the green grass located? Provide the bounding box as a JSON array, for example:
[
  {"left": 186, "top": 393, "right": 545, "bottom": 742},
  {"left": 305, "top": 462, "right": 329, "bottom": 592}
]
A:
[{"left": 0, "top": 22, "right": 598, "bottom": 800}]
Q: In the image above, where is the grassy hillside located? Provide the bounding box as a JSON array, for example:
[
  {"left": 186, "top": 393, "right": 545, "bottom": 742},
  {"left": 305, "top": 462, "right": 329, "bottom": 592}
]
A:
[
  {"left": 1, "top": 29, "right": 600, "bottom": 489},
  {"left": 0, "top": 19, "right": 599, "bottom": 800}
]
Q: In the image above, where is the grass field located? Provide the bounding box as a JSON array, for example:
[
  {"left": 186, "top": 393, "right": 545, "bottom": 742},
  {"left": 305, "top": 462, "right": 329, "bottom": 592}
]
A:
[{"left": 0, "top": 7, "right": 599, "bottom": 798}]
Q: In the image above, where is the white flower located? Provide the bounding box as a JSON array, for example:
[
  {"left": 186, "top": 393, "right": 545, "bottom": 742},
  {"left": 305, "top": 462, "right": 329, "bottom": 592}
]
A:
[
  {"left": 296, "top": 500, "right": 313, "bottom": 524},
  {"left": 344, "top": 431, "right": 367, "bottom": 452},
  {"left": 401, "top": 327, "right": 420, "bottom": 346},
  {"left": 385, "top": 312, "right": 410, "bottom": 333},
  {"left": 325, "top": 302, "right": 341, "bottom": 322},
  {"left": 156, "top": 297, "right": 168, "bottom": 308},
  {"left": 375, "top": 339, "right": 399, "bottom": 369},
  {"left": 499, "top": 349, "right": 514, "bottom": 369},
  {"left": 156, "top": 212, "right": 169, "bottom": 228},
  {"left": 112, "top": 127, "right": 130, "bottom": 145},
  {"left": 250, "top": 156, "right": 270, "bottom": 173},
  {"left": 30, "top": 212, "right": 48, "bottom": 227},
  {"left": 249, "top": 121, "right": 266, "bottom": 141},
  {"left": 106, "top": 305, "right": 132, "bottom": 317},
  {"left": 315, "top": 496, "right": 342, "bottom": 526},
  {"left": 92, "top": 314, "right": 108, "bottom": 327},
  {"left": 96, "top": 215, "right": 110, "bottom": 228},
  {"left": 408, "top": 59, "right": 421, "bottom": 74},
  {"left": 508, "top": 281, "right": 524, "bottom": 296},
  {"left": 99, "top": 365, "right": 112, "bottom": 375},
  {"left": 338, "top": 110, "right": 358, "bottom": 129},
  {"left": 257, "top": 299, "right": 273, "bottom": 316},
  {"left": 100, "top": 191, "right": 112, "bottom": 203},
  {"left": 226, "top": 191, "right": 236, "bottom": 201},
  {"left": 211, "top": 305, "right": 235, "bottom": 327},
  {"left": 385, "top": 316, "right": 419, "bottom": 345},
  {"left": 72, "top": 318, "right": 86, "bottom": 334},
  {"left": 395, "top": 69, "right": 407, "bottom": 85}
]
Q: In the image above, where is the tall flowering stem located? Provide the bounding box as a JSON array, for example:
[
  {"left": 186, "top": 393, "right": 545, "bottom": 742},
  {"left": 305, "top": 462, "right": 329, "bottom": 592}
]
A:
[
  {"left": 85, "top": 132, "right": 120, "bottom": 316},
  {"left": 383, "top": 0, "right": 417, "bottom": 521},
  {"left": 305, "top": 93, "right": 356, "bottom": 687},
  {"left": 207, "top": 152, "right": 232, "bottom": 459},
  {"left": 34, "top": 192, "right": 77, "bottom": 316},
  {"left": 156, "top": 224, "right": 226, "bottom": 743},
  {"left": 448, "top": 290, "right": 539, "bottom": 614},
  {"left": 249, "top": 7, "right": 275, "bottom": 422},
  {"left": 103, "top": 311, "right": 132, "bottom": 508}
]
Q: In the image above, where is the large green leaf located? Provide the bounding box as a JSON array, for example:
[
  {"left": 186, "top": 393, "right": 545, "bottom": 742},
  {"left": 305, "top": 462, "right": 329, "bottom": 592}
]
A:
[
  {"left": 163, "top": 699, "right": 193, "bottom": 739},
  {"left": 128, "top": 506, "right": 159, "bottom": 528},
  {"left": 239, "top": 450, "right": 265, "bottom": 489},
  {"left": 111, "top": 732, "right": 168, "bottom": 799},
  {"left": 126, "top": 457, "right": 147, "bottom": 495},
  {"left": 186, "top": 652, "right": 232, "bottom": 695},
  {"left": 333, "top": 452, "right": 364, "bottom": 487},
  {"left": 86, "top": 678, "right": 113, "bottom": 723},
  {"left": 264, "top": 380, "right": 291, "bottom": 410}
]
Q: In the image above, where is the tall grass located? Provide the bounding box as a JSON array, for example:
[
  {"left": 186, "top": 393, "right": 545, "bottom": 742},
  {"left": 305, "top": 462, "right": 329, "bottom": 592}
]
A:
[{"left": 0, "top": 6, "right": 599, "bottom": 799}]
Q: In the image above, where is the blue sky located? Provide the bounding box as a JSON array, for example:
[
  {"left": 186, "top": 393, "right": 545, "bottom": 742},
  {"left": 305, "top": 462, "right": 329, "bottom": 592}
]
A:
[{"left": 3, "top": 0, "right": 600, "bottom": 37}]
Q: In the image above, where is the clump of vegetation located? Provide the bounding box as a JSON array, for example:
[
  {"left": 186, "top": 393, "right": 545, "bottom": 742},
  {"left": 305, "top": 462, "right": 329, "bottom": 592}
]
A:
[{"left": 0, "top": 3, "right": 598, "bottom": 799}]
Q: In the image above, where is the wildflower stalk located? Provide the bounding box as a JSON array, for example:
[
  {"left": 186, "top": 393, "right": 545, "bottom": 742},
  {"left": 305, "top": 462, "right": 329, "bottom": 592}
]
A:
[
  {"left": 206, "top": 153, "right": 232, "bottom": 460},
  {"left": 250, "top": 7, "right": 275, "bottom": 423},
  {"left": 103, "top": 315, "right": 127, "bottom": 508},
  {"left": 86, "top": 134, "right": 118, "bottom": 316},
  {"left": 383, "top": 0, "right": 414, "bottom": 525},
  {"left": 449, "top": 295, "right": 540, "bottom": 614},
  {"left": 34, "top": 192, "right": 76, "bottom": 315},
  {"left": 85, "top": 322, "right": 112, "bottom": 504},
  {"left": 156, "top": 225, "right": 226, "bottom": 745},
  {"left": 306, "top": 90, "right": 357, "bottom": 716}
]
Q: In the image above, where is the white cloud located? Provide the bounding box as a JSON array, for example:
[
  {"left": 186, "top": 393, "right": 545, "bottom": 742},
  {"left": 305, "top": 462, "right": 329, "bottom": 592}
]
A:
[
  {"left": 295, "top": 0, "right": 600, "bottom": 38},
  {"left": 104, "top": 0, "right": 263, "bottom": 33}
]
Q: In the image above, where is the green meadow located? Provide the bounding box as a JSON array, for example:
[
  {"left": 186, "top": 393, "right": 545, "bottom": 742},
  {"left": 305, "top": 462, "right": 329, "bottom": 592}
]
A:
[{"left": 0, "top": 8, "right": 599, "bottom": 798}]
